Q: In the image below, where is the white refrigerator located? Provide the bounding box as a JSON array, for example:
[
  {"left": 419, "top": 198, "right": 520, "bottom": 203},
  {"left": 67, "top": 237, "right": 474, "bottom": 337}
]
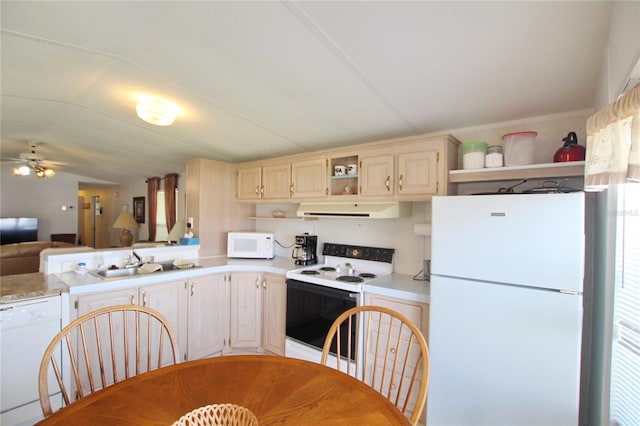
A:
[{"left": 428, "top": 192, "right": 585, "bottom": 426}]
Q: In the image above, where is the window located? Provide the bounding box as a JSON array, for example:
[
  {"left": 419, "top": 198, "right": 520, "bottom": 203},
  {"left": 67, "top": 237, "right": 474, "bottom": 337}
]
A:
[
  {"left": 609, "top": 183, "right": 640, "bottom": 425},
  {"left": 154, "top": 189, "right": 178, "bottom": 241}
]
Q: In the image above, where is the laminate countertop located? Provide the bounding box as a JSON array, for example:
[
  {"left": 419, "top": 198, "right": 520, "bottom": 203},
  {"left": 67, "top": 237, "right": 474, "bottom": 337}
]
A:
[
  {"left": 0, "top": 272, "right": 68, "bottom": 303},
  {"left": 2, "top": 257, "right": 430, "bottom": 304}
]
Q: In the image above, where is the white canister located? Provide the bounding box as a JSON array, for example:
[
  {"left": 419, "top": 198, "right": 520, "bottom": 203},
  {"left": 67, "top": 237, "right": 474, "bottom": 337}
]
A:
[
  {"left": 485, "top": 145, "right": 504, "bottom": 168},
  {"left": 347, "top": 164, "right": 358, "bottom": 175},
  {"left": 460, "top": 142, "right": 488, "bottom": 170},
  {"left": 334, "top": 165, "right": 346, "bottom": 176}
]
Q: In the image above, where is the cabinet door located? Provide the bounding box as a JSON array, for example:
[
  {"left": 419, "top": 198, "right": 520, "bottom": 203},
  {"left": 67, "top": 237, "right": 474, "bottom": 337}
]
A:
[
  {"left": 76, "top": 288, "right": 137, "bottom": 316},
  {"left": 291, "top": 157, "right": 327, "bottom": 199},
  {"left": 75, "top": 288, "right": 138, "bottom": 394},
  {"left": 262, "top": 163, "right": 291, "bottom": 199},
  {"left": 262, "top": 273, "right": 286, "bottom": 355},
  {"left": 187, "top": 274, "right": 228, "bottom": 359},
  {"left": 360, "top": 153, "right": 395, "bottom": 197},
  {"left": 229, "top": 271, "right": 262, "bottom": 350},
  {"left": 236, "top": 166, "right": 262, "bottom": 200},
  {"left": 140, "top": 280, "right": 188, "bottom": 362},
  {"left": 396, "top": 149, "right": 439, "bottom": 196},
  {"left": 363, "top": 293, "right": 429, "bottom": 340}
]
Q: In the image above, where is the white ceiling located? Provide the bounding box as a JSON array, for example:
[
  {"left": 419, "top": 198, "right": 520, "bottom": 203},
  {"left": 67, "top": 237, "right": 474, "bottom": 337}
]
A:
[{"left": 0, "top": 1, "right": 613, "bottom": 184}]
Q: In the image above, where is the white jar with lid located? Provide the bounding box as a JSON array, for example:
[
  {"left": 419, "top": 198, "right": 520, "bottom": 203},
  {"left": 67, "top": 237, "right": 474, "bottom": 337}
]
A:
[
  {"left": 460, "top": 142, "right": 487, "bottom": 170},
  {"left": 485, "top": 145, "right": 504, "bottom": 168}
]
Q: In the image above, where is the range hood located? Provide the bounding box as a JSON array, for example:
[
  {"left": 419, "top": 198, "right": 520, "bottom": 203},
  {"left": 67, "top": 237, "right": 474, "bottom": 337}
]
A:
[{"left": 296, "top": 202, "right": 410, "bottom": 219}]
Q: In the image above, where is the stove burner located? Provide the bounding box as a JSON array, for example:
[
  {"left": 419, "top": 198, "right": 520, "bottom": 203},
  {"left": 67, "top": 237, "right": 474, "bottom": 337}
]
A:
[
  {"left": 336, "top": 275, "right": 364, "bottom": 283},
  {"left": 319, "top": 266, "right": 336, "bottom": 272},
  {"left": 301, "top": 270, "right": 320, "bottom": 275},
  {"left": 359, "top": 273, "right": 376, "bottom": 279}
]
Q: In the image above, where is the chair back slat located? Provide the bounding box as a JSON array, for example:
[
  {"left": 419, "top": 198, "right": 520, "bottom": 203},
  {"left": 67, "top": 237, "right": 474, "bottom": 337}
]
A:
[
  {"left": 321, "top": 305, "right": 430, "bottom": 425},
  {"left": 39, "top": 304, "right": 179, "bottom": 417}
]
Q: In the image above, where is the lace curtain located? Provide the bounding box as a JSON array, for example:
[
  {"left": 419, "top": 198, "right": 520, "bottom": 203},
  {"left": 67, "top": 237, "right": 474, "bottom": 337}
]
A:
[{"left": 585, "top": 83, "right": 640, "bottom": 190}]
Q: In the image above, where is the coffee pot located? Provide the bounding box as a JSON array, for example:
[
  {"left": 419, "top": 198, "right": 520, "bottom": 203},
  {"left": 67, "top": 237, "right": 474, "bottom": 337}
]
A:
[{"left": 292, "top": 233, "right": 318, "bottom": 265}]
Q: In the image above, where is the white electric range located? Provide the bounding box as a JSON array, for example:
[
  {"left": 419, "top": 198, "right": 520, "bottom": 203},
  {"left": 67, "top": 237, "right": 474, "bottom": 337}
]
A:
[{"left": 284, "top": 243, "right": 395, "bottom": 363}]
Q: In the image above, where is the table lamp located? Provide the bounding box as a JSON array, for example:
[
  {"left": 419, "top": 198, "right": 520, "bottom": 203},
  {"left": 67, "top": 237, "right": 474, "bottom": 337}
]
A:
[
  {"left": 167, "top": 220, "right": 185, "bottom": 244},
  {"left": 112, "top": 211, "right": 138, "bottom": 247}
]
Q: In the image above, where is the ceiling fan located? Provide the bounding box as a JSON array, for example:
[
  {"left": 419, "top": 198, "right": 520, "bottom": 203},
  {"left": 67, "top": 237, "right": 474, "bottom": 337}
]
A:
[{"left": 3, "top": 143, "right": 64, "bottom": 178}]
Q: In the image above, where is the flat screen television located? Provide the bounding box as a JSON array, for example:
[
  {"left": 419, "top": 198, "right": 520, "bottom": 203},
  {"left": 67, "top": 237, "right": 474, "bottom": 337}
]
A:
[{"left": 0, "top": 217, "right": 38, "bottom": 245}]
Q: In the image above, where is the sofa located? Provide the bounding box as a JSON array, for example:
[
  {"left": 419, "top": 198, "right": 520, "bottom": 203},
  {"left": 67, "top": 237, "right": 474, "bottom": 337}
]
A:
[{"left": 0, "top": 241, "right": 76, "bottom": 276}]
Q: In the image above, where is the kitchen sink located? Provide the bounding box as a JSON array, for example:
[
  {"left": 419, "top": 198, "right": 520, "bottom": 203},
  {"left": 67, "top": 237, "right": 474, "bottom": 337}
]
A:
[
  {"left": 96, "top": 268, "right": 141, "bottom": 278},
  {"left": 92, "top": 263, "right": 201, "bottom": 280}
]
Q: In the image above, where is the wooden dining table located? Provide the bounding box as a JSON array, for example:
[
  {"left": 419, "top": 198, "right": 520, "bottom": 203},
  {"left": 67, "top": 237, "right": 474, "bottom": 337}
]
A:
[{"left": 37, "top": 354, "right": 411, "bottom": 425}]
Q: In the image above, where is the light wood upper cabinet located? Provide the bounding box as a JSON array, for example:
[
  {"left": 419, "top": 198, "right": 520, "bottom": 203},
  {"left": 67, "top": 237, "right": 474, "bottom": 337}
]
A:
[
  {"left": 236, "top": 166, "right": 262, "bottom": 200},
  {"left": 291, "top": 157, "right": 327, "bottom": 199},
  {"left": 237, "top": 163, "right": 291, "bottom": 200},
  {"left": 262, "top": 163, "right": 292, "bottom": 199},
  {"left": 396, "top": 144, "right": 440, "bottom": 197},
  {"left": 234, "top": 133, "right": 459, "bottom": 202},
  {"left": 359, "top": 150, "right": 395, "bottom": 197}
]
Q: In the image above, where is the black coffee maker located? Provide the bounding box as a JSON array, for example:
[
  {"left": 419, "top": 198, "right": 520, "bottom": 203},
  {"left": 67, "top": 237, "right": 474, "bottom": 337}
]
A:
[{"left": 292, "top": 233, "right": 318, "bottom": 265}]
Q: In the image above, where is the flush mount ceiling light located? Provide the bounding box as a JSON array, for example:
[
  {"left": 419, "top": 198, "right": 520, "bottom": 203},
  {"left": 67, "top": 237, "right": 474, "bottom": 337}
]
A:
[{"left": 136, "top": 97, "right": 178, "bottom": 126}]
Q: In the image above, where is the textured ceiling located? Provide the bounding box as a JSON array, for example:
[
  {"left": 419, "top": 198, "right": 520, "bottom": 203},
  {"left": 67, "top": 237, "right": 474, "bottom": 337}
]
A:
[{"left": 1, "top": 1, "right": 613, "bottom": 184}]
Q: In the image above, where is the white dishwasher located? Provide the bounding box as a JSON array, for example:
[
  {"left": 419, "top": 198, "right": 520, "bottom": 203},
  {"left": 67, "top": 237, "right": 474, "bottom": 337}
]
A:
[{"left": 1, "top": 296, "right": 62, "bottom": 425}]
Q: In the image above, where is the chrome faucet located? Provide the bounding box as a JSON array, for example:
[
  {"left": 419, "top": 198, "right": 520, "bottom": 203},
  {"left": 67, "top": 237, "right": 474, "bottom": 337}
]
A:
[{"left": 124, "top": 250, "right": 143, "bottom": 268}]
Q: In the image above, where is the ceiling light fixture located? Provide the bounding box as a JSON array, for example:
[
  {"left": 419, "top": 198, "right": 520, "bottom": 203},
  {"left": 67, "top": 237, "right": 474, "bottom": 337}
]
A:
[
  {"left": 12, "top": 165, "right": 31, "bottom": 176},
  {"left": 136, "top": 97, "right": 178, "bottom": 126}
]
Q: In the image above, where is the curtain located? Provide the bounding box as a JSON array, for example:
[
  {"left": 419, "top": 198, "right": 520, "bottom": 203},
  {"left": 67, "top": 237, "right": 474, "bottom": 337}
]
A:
[
  {"left": 164, "top": 173, "right": 178, "bottom": 235},
  {"left": 585, "top": 83, "right": 640, "bottom": 190},
  {"left": 147, "top": 177, "right": 160, "bottom": 241}
]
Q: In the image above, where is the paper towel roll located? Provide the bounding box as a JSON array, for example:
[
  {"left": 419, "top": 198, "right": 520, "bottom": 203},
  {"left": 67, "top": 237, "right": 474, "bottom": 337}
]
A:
[{"left": 413, "top": 223, "right": 432, "bottom": 236}]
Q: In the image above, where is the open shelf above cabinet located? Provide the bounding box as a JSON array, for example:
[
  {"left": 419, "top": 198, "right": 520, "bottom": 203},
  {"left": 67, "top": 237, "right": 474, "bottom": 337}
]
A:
[{"left": 449, "top": 161, "right": 585, "bottom": 183}]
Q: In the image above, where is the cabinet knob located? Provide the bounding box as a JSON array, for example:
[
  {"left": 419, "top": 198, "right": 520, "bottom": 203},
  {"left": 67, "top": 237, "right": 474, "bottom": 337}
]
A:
[
  {"left": 262, "top": 280, "right": 267, "bottom": 289},
  {"left": 130, "top": 292, "right": 135, "bottom": 305},
  {"left": 290, "top": 183, "right": 294, "bottom": 195},
  {"left": 255, "top": 185, "right": 260, "bottom": 195},
  {"left": 190, "top": 282, "right": 195, "bottom": 296},
  {"left": 385, "top": 176, "right": 390, "bottom": 191},
  {"left": 260, "top": 185, "right": 264, "bottom": 195},
  {"left": 398, "top": 174, "right": 404, "bottom": 191},
  {"left": 255, "top": 278, "right": 260, "bottom": 289},
  {"left": 390, "top": 347, "right": 396, "bottom": 354},
  {"left": 142, "top": 291, "right": 147, "bottom": 306}
]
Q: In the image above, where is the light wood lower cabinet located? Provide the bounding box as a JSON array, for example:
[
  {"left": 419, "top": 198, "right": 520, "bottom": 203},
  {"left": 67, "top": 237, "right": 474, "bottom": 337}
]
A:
[
  {"left": 262, "top": 273, "right": 286, "bottom": 355},
  {"left": 229, "top": 271, "right": 263, "bottom": 351},
  {"left": 186, "top": 274, "right": 228, "bottom": 359},
  {"left": 73, "top": 271, "right": 288, "bottom": 362},
  {"left": 364, "top": 292, "right": 429, "bottom": 426}
]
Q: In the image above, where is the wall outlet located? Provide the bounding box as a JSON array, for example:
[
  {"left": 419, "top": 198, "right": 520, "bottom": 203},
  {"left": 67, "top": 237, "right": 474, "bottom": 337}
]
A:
[{"left": 62, "top": 261, "right": 77, "bottom": 272}]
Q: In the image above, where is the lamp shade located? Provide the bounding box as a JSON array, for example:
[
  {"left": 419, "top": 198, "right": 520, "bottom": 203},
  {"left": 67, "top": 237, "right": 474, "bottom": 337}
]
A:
[
  {"left": 112, "top": 211, "right": 138, "bottom": 229},
  {"left": 167, "top": 220, "right": 185, "bottom": 242},
  {"left": 113, "top": 211, "right": 138, "bottom": 247}
]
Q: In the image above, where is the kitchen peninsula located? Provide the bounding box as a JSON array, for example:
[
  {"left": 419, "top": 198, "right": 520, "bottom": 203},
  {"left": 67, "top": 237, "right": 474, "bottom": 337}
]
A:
[{"left": 1, "top": 243, "right": 429, "bottom": 424}]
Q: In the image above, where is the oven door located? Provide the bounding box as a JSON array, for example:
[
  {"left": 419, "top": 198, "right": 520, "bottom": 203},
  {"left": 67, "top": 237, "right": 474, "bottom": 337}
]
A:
[{"left": 285, "top": 279, "right": 359, "bottom": 358}]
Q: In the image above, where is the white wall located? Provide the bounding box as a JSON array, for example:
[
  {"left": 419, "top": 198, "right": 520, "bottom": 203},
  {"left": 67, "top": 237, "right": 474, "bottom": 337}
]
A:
[
  {"left": 0, "top": 167, "right": 115, "bottom": 242},
  {"left": 1, "top": 166, "right": 188, "bottom": 247}
]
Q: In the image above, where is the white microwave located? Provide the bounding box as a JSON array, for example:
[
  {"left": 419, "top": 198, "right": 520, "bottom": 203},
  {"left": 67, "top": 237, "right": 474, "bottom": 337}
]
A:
[{"left": 227, "top": 232, "right": 274, "bottom": 259}]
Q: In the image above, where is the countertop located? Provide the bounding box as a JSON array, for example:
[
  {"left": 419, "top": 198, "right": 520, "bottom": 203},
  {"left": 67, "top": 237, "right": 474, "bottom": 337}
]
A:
[
  {"left": 2, "top": 256, "right": 430, "bottom": 304},
  {"left": 0, "top": 272, "right": 68, "bottom": 303}
]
